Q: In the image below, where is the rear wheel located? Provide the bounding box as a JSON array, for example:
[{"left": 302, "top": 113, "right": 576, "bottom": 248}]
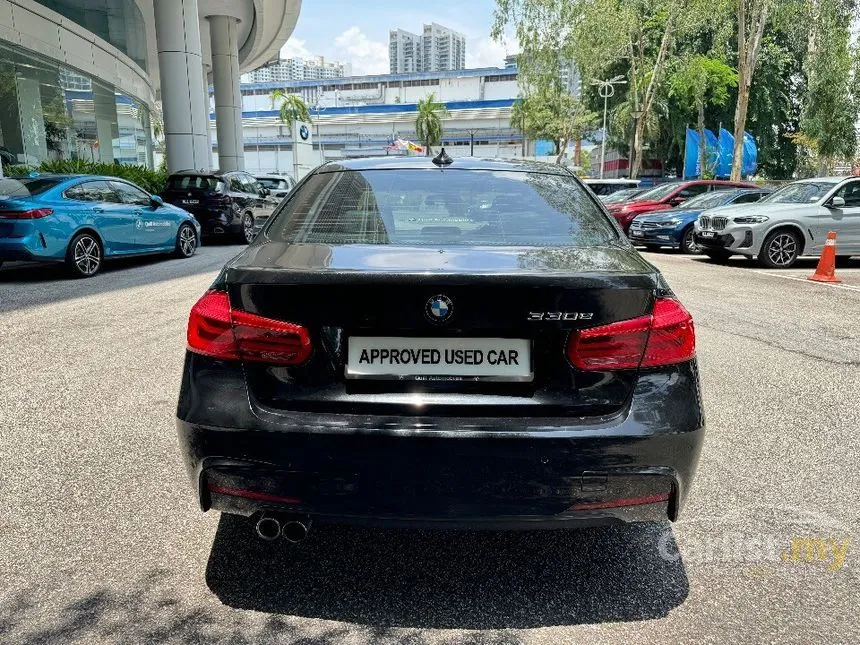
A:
[
  {"left": 679, "top": 226, "right": 700, "bottom": 254},
  {"left": 241, "top": 213, "right": 256, "bottom": 244},
  {"left": 175, "top": 223, "right": 197, "bottom": 258},
  {"left": 704, "top": 249, "right": 731, "bottom": 263},
  {"left": 66, "top": 232, "right": 103, "bottom": 278},
  {"left": 758, "top": 229, "right": 801, "bottom": 269}
]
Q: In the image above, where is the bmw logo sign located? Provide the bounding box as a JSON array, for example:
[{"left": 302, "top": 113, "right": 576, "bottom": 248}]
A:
[
  {"left": 425, "top": 295, "right": 454, "bottom": 323},
  {"left": 299, "top": 124, "right": 310, "bottom": 140}
]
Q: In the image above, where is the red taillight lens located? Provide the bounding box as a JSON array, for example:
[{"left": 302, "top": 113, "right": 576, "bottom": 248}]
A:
[
  {"left": 567, "top": 297, "right": 695, "bottom": 371},
  {"left": 0, "top": 208, "right": 54, "bottom": 219},
  {"left": 187, "top": 290, "right": 312, "bottom": 365}
]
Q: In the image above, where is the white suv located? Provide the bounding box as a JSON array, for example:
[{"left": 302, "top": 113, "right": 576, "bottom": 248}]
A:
[{"left": 694, "top": 177, "right": 860, "bottom": 268}]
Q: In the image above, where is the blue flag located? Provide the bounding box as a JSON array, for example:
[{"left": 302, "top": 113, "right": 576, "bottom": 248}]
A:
[
  {"left": 704, "top": 129, "right": 719, "bottom": 176},
  {"left": 684, "top": 128, "right": 700, "bottom": 179},
  {"left": 716, "top": 128, "right": 735, "bottom": 178},
  {"left": 742, "top": 132, "right": 758, "bottom": 177}
]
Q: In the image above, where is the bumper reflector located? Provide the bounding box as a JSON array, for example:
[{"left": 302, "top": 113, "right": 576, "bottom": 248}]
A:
[
  {"left": 569, "top": 493, "right": 669, "bottom": 511},
  {"left": 207, "top": 483, "right": 301, "bottom": 505}
]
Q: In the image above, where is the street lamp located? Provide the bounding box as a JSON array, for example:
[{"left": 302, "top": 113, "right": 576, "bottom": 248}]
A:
[{"left": 591, "top": 75, "right": 626, "bottom": 179}]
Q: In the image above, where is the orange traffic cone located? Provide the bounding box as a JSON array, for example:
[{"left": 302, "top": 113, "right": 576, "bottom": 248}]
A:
[{"left": 808, "top": 231, "right": 841, "bottom": 283}]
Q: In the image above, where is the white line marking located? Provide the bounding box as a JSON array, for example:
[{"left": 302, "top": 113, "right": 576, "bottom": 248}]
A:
[{"left": 759, "top": 272, "right": 860, "bottom": 292}]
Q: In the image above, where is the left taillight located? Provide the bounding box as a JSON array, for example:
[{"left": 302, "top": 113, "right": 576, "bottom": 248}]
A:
[
  {"left": 567, "top": 297, "right": 695, "bottom": 371},
  {"left": 187, "top": 289, "right": 312, "bottom": 365},
  {"left": 0, "top": 208, "right": 53, "bottom": 219}
]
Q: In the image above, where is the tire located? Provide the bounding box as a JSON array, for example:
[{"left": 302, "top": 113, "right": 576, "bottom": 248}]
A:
[
  {"left": 174, "top": 223, "right": 198, "bottom": 258},
  {"left": 758, "top": 229, "right": 801, "bottom": 269},
  {"left": 240, "top": 212, "right": 256, "bottom": 244},
  {"left": 678, "top": 226, "right": 701, "bottom": 254},
  {"left": 704, "top": 249, "right": 731, "bottom": 264},
  {"left": 65, "top": 231, "right": 103, "bottom": 278}
]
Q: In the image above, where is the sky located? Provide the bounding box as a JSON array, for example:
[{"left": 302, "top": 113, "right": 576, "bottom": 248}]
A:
[{"left": 280, "top": 0, "right": 518, "bottom": 75}]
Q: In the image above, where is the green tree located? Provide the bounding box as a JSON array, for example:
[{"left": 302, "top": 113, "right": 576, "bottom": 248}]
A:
[
  {"left": 511, "top": 87, "right": 598, "bottom": 163},
  {"left": 799, "top": 0, "right": 858, "bottom": 175},
  {"left": 414, "top": 93, "right": 448, "bottom": 156},
  {"left": 494, "top": 0, "right": 713, "bottom": 178},
  {"left": 270, "top": 89, "right": 311, "bottom": 125},
  {"left": 669, "top": 56, "right": 738, "bottom": 175}
]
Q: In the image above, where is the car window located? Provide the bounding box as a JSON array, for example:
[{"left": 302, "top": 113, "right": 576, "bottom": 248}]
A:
[
  {"left": 110, "top": 181, "right": 151, "bottom": 206},
  {"left": 0, "top": 177, "right": 63, "bottom": 198},
  {"left": 166, "top": 175, "right": 222, "bottom": 191},
  {"left": 677, "top": 184, "right": 710, "bottom": 199},
  {"left": 636, "top": 183, "right": 681, "bottom": 201},
  {"left": 267, "top": 169, "right": 618, "bottom": 247},
  {"left": 66, "top": 181, "right": 121, "bottom": 203},
  {"left": 227, "top": 175, "right": 246, "bottom": 193},
  {"left": 764, "top": 182, "right": 835, "bottom": 204},
  {"left": 681, "top": 191, "right": 735, "bottom": 209},
  {"left": 832, "top": 181, "right": 860, "bottom": 207},
  {"left": 733, "top": 192, "right": 766, "bottom": 204},
  {"left": 241, "top": 174, "right": 263, "bottom": 194},
  {"left": 256, "top": 178, "right": 282, "bottom": 190}
]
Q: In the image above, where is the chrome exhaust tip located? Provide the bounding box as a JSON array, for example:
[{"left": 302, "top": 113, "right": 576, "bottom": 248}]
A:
[
  {"left": 255, "top": 515, "right": 282, "bottom": 541},
  {"left": 282, "top": 519, "right": 310, "bottom": 543}
]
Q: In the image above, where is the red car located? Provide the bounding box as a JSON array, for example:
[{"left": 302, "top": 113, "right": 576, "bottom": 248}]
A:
[{"left": 607, "top": 180, "right": 759, "bottom": 233}]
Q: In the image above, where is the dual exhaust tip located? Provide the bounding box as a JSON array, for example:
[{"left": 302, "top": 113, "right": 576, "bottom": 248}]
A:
[{"left": 255, "top": 514, "right": 311, "bottom": 542}]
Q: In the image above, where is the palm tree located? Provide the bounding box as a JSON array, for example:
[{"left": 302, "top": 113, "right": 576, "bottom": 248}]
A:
[
  {"left": 270, "top": 89, "right": 311, "bottom": 125},
  {"left": 414, "top": 93, "right": 448, "bottom": 156}
]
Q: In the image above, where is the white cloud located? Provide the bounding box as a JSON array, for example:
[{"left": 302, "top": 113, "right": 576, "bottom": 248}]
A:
[
  {"left": 467, "top": 35, "right": 517, "bottom": 69},
  {"left": 333, "top": 26, "right": 389, "bottom": 75},
  {"left": 280, "top": 37, "right": 313, "bottom": 60}
]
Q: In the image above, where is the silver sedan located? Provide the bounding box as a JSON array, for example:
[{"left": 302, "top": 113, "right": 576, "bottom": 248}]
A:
[{"left": 693, "top": 177, "right": 860, "bottom": 268}]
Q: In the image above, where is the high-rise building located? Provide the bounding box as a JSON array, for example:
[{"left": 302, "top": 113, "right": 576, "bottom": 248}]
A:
[
  {"left": 241, "top": 56, "right": 351, "bottom": 84},
  {"left": 389, "top": 23, "right": 466, "bottom": 74}
]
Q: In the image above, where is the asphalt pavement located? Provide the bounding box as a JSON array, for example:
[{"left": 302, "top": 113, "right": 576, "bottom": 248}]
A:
[{"left": 1, "top": 246, "right": 858, "bottom": 644}]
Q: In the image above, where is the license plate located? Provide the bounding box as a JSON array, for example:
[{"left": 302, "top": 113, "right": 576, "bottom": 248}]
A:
[
  {"left": 346, "top": 337, "right": 532, "bottom": 381},
  {"left": 631, "top": 230, "right": 644, "bottom": 237},
  {"left": 182, "top": 199, "right": 199, "bottom": 205},
  {"left": 700, "top": 231, "right": 715, "bottom": 238}
]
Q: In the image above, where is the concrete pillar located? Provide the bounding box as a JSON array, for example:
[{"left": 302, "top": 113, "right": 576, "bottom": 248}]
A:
[
  {"left": 92, "top": 82, "right": 118, "bottom": 163},
  {"left": 203, "top": 65, "right": 214, "bottom": 169},
  {"left": 209, "top": 15, "right": 244, "bottom": 171},
  {"left": 153, "top": 0, "right": 210, "bottom": 172}
]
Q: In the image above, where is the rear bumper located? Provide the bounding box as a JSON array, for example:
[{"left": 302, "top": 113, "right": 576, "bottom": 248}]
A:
[
  {"left": 0, "top": 236, "right": 54, "bottom": 262},
  {"left": 176, "top": 355, "right": 706, "bottom": 528}
]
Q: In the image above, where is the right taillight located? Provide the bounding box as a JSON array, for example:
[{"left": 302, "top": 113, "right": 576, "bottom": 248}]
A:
[
  {"left": 187, "top": 290, "right": 312, "bottom": 365},
  {"left": 567, "top": 297, "right": 695, "bottom": 371}
]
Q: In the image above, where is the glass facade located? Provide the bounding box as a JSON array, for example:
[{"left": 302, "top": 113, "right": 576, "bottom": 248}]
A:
[
  {"left": 0, "top": 40, "right": 153, "bottom": 169},
  {"left": 35, "top": 0, "right": 148, "bottom": 72}
]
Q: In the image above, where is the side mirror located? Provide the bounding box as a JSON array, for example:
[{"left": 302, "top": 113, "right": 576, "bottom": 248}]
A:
[
  {"left": 669, "top": 197, "right": 685, "bottom": 206},
  {"left": 829, "top": 196, "right": 845, "bottom": 208},
  {"left": 260, "top": 187, "right": 270, "bottom": 197},
  {"left": 150, "top": 195, "right": 164, "bottom": 208}
]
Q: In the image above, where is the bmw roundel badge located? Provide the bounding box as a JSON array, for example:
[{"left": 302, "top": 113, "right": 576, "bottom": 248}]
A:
[
  {"left": 299, "top": 124, "right": 310, "bottom": 140},
  {"left": 425, "top": 295, "right": 454, "bottom": 323}
]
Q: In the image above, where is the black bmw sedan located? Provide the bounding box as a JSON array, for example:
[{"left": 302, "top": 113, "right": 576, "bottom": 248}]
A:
[{"left": 176, "top": 153, "right": 704, "bottom": 541}]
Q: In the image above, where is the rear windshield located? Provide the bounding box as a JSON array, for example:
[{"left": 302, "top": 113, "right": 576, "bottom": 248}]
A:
[
  {"left": 257, "top": 178, "right": 287, "bottom": 190},
  {"left": 166, "top": 175, "right": 224, "bottom": 191},
  {"left": 267, "top": 169, "right": 617, "bottom": 247},
  {"left": 0, "top": 177, "right": 62, "bottom": 198}
]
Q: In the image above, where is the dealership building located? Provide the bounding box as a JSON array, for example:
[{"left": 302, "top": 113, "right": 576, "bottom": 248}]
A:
[
  {"left": 220, "top": 67, "right": 527, "bottom": 174},
  {"left": 0, "top": 0, "right": 299, "bottom": 173}
]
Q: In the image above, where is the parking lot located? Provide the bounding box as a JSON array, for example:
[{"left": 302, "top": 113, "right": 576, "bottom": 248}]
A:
[{"left": 1, "top": 247, "right": 858, "bottom": 644}]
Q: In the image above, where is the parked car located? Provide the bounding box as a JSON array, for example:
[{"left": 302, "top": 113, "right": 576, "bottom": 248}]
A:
[
  {"left": 583, "top": 178, "right": 641, "bottom": 197},
  {"left": 630, "top": 188, "right": 771, "bottom": 254},
  {"left": 255, "top": 174, "right": 296, "bottom": 200},
  {"left": 0, "top": 174, "right": 200, "bottom": 277},
  {"left": 607, "top": 179, "right": 759, "bottom": 233},
  {"left": 600, "top": 187, "right": 647, "bottom": 205},
  {"left": 161, "top": 170, "right": 277, "bottom": 244},
  {"left": 694, "top": 176, "right": 860, "bottom": 268},
  {"left": 177, "top": 155, "right": 704, "bottom": 541}
]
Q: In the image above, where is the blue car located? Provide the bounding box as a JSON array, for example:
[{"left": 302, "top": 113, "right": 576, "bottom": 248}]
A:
[
  {"left": 0, "top": 174, "right": 201, "bottom": 278},
  {"left": 629, "top": 188, "right": 771, "bottom": 254}
]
